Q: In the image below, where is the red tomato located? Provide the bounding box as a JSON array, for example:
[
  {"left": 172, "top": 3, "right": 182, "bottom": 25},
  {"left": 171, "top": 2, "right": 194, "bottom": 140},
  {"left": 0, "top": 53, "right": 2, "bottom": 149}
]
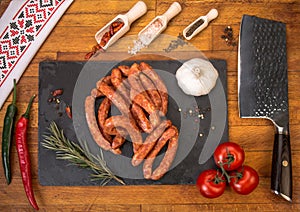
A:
[
  {"left": 214, "top": 142, "right": 245, "bottom": 171},
  {"left": 229, "top": 165, "right": 259, "bottom": 195},
  {"left": 196, "top": 169, "right": 226, "bottom": 198}
]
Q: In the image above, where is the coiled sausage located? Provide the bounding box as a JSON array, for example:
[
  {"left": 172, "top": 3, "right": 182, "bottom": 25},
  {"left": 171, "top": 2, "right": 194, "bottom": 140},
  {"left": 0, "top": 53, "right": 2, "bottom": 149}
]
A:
[{"left": 85, "top": 95, "right": 111, "bottom": 150}]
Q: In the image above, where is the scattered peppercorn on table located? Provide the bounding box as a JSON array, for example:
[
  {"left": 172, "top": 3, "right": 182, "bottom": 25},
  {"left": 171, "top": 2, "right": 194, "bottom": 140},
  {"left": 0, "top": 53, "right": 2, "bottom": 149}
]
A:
[{"left": 0, "top": 0, "right": 300, "bottom": 211}]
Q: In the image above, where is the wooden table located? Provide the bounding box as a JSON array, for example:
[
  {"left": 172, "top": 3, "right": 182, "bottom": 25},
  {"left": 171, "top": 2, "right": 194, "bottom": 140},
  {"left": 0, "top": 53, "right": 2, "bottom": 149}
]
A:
[{"left": 0, "top": 0, "right": 299, "bottom": 211}]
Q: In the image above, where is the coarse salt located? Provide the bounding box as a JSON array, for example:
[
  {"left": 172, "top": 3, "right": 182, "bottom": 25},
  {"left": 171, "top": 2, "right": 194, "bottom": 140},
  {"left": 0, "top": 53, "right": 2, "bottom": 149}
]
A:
[{"left": 128, "top": 19, "right": 163, "bottom": 55}]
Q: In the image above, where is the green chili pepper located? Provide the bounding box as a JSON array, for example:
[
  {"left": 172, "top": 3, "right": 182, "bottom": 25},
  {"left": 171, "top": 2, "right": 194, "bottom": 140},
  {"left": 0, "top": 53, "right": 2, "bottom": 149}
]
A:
[{"left": 2, "top": 79, "right": 18, "bottom": 185}]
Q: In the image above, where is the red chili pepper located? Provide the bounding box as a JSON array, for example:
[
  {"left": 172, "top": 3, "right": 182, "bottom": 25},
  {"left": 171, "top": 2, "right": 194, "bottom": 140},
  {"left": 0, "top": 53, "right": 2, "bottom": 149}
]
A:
[{"left": 15, "top": 95, "right": 39, "bottom": 210}]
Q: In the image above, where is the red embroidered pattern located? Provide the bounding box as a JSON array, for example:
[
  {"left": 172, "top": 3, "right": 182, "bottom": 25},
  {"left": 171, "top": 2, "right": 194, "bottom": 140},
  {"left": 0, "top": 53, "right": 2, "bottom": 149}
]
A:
[{"left": 0, "top": 0, "right": 65, "bottom": 86}]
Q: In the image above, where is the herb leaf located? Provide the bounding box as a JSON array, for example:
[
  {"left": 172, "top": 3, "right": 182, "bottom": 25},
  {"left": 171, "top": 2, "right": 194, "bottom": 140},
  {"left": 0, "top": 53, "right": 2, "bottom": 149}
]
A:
[{"left": 42, "top": 121, "right": 125, "bottom": 185}]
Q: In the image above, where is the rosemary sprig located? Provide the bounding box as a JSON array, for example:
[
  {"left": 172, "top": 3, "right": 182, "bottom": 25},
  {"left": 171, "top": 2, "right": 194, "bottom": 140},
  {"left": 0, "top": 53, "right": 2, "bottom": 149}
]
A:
[{"left": 42, "top": 121, "right": 125, "bottom": 185}]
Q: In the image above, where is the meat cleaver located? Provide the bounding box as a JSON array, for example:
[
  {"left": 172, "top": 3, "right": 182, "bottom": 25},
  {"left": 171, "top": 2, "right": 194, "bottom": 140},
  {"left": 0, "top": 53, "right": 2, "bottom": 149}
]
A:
[{"left": 238, "top": 15, "right": 292, "bottom": 202}]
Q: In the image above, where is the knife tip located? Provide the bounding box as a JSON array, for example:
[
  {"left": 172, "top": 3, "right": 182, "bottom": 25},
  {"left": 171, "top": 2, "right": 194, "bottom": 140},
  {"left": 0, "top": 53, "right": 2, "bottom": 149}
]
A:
[{"left": 272, "top": 190, "right": 292, "bottom": 202}]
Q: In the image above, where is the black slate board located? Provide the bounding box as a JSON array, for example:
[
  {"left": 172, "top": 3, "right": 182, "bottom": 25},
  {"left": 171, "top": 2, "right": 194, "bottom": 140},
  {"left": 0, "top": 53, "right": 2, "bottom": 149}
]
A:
[{"left": 38, "top": 59, "right": 228, "bottom": 186}]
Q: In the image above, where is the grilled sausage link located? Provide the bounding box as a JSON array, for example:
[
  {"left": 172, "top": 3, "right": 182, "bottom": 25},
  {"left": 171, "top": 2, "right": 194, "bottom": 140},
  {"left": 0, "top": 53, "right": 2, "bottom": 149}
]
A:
[
  {"left": 131, "top": 120, "right": 172, "bottom": 166},
  {"left": 111, "top": 68, "right": 131, "bottom": 105},
  {"left": 85, "top": 95, "right": 111, "bottom": 150},
  {"left": 130, "top": 90, "right": 156, "bottom": 115},
  {"left": 111, "top": 68, "right": 123, "bottom": 87},
  {"left": 151, "top": 133, "right": 179, "bottom": 180},
  {"left": 131, "top": 103, "right": 153, "bottom": 133},
  {"left": 97, "top": 97, "right": 112, "bottom": 142},
  {"left": 143, "top": 126, "right": 178, "bottom": 179},
  {"left": 128, "top": 63, "right": 141, "bottom": 76}
]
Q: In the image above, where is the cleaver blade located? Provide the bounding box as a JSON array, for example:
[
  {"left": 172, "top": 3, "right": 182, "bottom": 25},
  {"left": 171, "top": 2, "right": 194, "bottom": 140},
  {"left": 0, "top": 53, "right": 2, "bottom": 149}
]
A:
[{"left": 238, "top": 15, "right": 292, "bottom": 202}]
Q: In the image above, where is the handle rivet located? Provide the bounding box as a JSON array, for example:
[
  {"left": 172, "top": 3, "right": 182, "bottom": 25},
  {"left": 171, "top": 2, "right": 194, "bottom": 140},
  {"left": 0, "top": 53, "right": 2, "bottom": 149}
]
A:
[{"left": 282, "top": 160, "right": 288, "bottom": 167}]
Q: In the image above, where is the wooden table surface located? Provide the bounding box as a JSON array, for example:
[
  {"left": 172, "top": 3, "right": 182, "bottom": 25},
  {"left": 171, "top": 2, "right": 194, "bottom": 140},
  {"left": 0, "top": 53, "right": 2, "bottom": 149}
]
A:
[{"left": 0, "top": 0, "right": 299, "bottom": 211}]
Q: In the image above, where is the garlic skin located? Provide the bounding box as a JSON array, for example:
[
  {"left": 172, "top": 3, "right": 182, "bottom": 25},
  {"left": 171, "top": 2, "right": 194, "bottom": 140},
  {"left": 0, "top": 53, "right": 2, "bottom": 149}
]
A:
[{"left": 175, "top": 58, "right": 219, "bottom": 96}]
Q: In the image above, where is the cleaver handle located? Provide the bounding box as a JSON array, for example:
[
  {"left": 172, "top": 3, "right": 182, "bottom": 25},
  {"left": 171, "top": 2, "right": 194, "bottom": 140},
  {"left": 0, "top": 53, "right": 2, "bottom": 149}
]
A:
[{"left": 271, "top": 131, "right": 292, "bottom": 202}]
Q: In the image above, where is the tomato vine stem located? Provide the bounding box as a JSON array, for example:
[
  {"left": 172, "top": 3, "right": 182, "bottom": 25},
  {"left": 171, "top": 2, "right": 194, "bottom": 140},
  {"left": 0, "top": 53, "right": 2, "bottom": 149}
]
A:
[{"left": 218, "top": 161, "right": 231, "bottom": 183}]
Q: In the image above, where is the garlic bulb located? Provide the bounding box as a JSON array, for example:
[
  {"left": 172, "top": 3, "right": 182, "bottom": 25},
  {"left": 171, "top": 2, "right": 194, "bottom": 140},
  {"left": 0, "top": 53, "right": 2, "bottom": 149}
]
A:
[{"left": 175, "top": 58, "right": 218, "bottom": 96}]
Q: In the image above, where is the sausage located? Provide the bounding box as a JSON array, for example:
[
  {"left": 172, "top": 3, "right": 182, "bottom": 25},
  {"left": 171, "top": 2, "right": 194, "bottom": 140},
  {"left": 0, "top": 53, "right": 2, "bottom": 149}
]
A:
[
  {"left": 128, "top": 63, "right": 141, "bottom": 75},
  {"left": 131, "top": 95, "right": 161, "bottom": 132},
  {"left": 111, "top": 68, "right": 123, "bottom": 87},
  {"left": 111, "top": 68, "right": 131, "bottom": 105},
  {"left": 96, "top": 76, "right": 112, "bottom": 87},
  {"left": 102, "top": 75, "right": 112, "bottom": 84},
  {"left": 131, "top": 103, "right": 153, "bottom": 133},
  {"left": 104, "top": 116, "right": 142, "bottom": 152},
  {"left": 122, "top": 78, "right": 131, "bottom": 89},
  {"left": 111, "top": 148, "right": 122, "bottom": 155},
  {"left": 128, "top": 72, "right": 145, "bottom": 94},
  {"left": 95, "top": 76, "right": 112, "bottom": 97},
  {"left": 85, "top": 95, "right": 111, "bottom": 150},
  {"left": 139, "top": 73, "right": 162, "bottom": 109},
  {"left": 97, "top": 98, "right": 111, "bottom": 126},
  {"left": 98, "top": 80, "right": 131, "bottom": 116},
  {"left": 128, "top": 74, "right": 145, "bottom": 95},
  {"left": 140, "top": 62, "right": 168, "bottom": 115},
  {"left": 151, "top": 133, "right": 179, "bottom": 180},
  {"left": 131, "top": 120, "right": 172, "bottom": 166},
  {"left": 118, "top": 65, "right": 130, "bottom": 76},
  {"left": 131, "top": 90, "right": 156, "bottom": 115},
  {"left": 102, "top": 116, "right": 118, "bottom": 135},
  {"left": 91, "top": 88, "right": 103, "bottom": 98},
  {"left": 96, "top": 77, "right": 110, "bottom": 92},
  {"left": 143, "top": 126, "right": 178, "bottom": 179},
  {"left": 97, "top": 97, "right": 112, "bottom": 141},
  {"left": 149, "top": 110, "right": 161, "bottom": 129},
  {"left": 112, "top": 134, "right": 126, "bottom": 149}
]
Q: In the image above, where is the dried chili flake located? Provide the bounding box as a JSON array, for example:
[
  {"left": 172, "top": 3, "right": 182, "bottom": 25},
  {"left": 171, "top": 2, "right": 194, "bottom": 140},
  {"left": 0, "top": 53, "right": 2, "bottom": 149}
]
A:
[
  {"left": 109, "top": 24, "right": 115, "bottom": 36},
  {"left": 85, "top": 44, "right": 105, "bottom": 59},
  {"left": 65, "top": 106, "right": 72, "bottom": 119},
  {"left": 113, "top": 22, "right": 124, "bottom": 34},
  {"left": 51, "top": 89, "right": 63, "bottom": 97},
  {"left": 85, "top": 21, "right": 124, "bottom": 59},
  {"left": 112, "top": 21, "right": 123, "bottom": 28}
]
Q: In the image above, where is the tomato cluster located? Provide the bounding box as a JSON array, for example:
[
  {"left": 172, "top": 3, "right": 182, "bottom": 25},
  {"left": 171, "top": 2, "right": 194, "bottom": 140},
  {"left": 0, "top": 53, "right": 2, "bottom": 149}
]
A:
[{"left": 196, "top": 142, "right": 259, "bottom": 198}]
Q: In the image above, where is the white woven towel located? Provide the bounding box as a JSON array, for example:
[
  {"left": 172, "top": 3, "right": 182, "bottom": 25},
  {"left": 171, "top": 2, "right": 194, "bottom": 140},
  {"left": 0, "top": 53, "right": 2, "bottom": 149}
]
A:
[{"left": 0, "top": 0, "right": 73, "bottom": 109}]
